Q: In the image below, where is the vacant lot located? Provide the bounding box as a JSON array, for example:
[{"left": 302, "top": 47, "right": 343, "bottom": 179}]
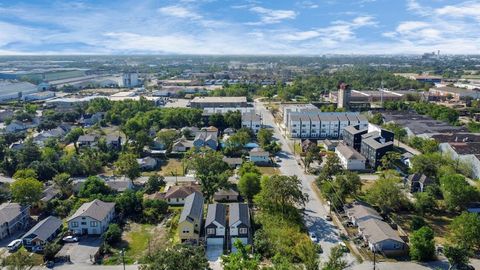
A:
[
  {"left": 158, "top": 159, "right": 185, "bottom": 176},
  {"left": 258, "top": 166, "right": 280, "bottom": 176}
]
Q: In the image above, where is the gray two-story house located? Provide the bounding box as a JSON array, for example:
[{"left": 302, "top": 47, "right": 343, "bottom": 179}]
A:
[
  {"left": 67, "top": 199, "right": 115, "bottom": 235},
  {"left": 229, "top": 203, "right": 251, "bottom": 251},
  {"left": 0, "top": 203, "right": 30, "bottom": 240},
  {"left": 205, "top": 204, "right": 227, "bottom": 246}
]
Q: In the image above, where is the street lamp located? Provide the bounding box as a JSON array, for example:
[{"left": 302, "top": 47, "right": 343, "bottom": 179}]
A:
[{"left": 121, "top": 248, "right": 126, "bottom": 270}]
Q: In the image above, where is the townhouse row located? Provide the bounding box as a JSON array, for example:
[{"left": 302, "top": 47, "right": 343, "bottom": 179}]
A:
[{"left": 286, "top": 111, "right": 368, "bottom": 139}]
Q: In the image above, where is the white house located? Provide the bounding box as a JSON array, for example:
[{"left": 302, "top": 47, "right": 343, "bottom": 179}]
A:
[
  {"left": 335, "top": 143, "right": 366, "bottom": 171},
  {"left": 357, "top": 218, "right": 407, "bottom": 256},
  {"left": 345, "top": 202, "right": 382, "bottom": 226},
  {"left": 241, "top": 112, "right": 262, "bottom": 134},
  {"left": 67, "top": 199, "right": 115, "bottom": 235}
]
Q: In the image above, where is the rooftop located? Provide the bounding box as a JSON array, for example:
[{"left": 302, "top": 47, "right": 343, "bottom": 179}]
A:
[
  {"left": 336, "top": 143, "right": 366, "bottom": 160},
  {"left": 191, "top": 96, "right": 247, "bottom": 103}
]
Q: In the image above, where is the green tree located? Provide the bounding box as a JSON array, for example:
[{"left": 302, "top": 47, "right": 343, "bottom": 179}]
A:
[
  {"left": 141, "top": 244, "right": 209, "bottom": 270},
  {"left": 410, "top": 226, "right": 435, "bottom": 261},
  {"left": 115, "top": 152, "right": 141, "bottom": 181},
  {"left": 257, "top": 128, "right": 273, "bottom": 148},
  {"left": 224, "top": 130, "right": 251, "bottom": 156},
  {"left": 53, "top": 173, "right": 73, "bottom": 198},
  {"left": 3, "top": 249, "right": 35, "bottom": 270},
  {"left": 103, "top": 224, "right": 122, "bottom": 245},
  {"left": 366, "top": 170, "right": 409, "bottom": 213},
  {"left": 411, "top": 153, "right": 444, "bottom": 178},
  {"left": 222, "top": 240, "right": 260, "bottom": 270},
  {"left": 78, "top": 176, "right": 112, "bottom": 198},
  {"left": 369, "top": 113, "right": 383, "bottom": 125},
  {"left": 318, "top": 153, "right": 342, "bottom": 181},
  {"left": 115, "top": 190, "right": 143, "bottom": 220},
  {"left": 383, "top": 122, "right": 407, "bottom": 145},
  {"left": 65, "top": 127, "right": 84, "bottom": 153},
  {"left": 322, "top": 245, "right": 347, "bottom": 270},
  {"left": 444, "top": 245, "right": 470, "bottom": 269},
  {"left": 156, "top": 130, "right": 179, "bottom": 152},
  {"left": 413, "top": 192, "right": 437, "bottom": 215},
  {"left": 440, "top": 174, "right": 478, "bottom": 211},
  {"left": 142, "top": 199, "right": 168, "bottom": 224},
  {"left": 380, "top": 151, "right": 401, "bottom": 170},
  {"left": 144, "top": 175, "right": 165, "bottom": 194},
  {"left": 11, "top": 177, "right": 43, "bottom": 205},
  {"left": 255, "top": 175, "right": 308, "bottom": 216},
  {"left": 238, "top": 172, "right": 261, "bottom": 203},
  {"left": 238, "top": 161, "right": 260, "bottom": 177},
  {"left": 448, "top": 212, "right": 480, "bottom": 252},
  {"left": 188, "top": 150, "right": 230, "bottom": 202}
]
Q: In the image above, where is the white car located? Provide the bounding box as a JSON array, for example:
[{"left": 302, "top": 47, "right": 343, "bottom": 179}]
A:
[
  {"left": 7, "top": 239, "right": 22, "bottom": 252},
  {"left": 275, "top": 157, "right": 281, "bottom": 162},
  {"left": 309, "top": 232, "right": 318, "bottom": 243},
  {"left": 62, "top": 236, "right": 78, "bottom": 243}
]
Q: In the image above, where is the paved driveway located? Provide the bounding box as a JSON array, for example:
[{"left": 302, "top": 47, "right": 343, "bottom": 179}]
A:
[
  {"left": 206, "top": 245, "right": 223, "bottom": 270},
  {"left": 255, "top": 101, "right": 356, "bottom": 265},
  {"left": 57, "top": 237, "right": 102, "bottom": 264}
]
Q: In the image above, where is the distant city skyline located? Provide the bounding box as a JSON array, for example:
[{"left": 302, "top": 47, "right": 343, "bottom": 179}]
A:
[{"left": 0, "top": 0, "right": 479, "bottom": 55}]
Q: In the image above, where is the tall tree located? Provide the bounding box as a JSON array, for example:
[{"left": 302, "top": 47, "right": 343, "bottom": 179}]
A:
[
  {"left": 11, "top": 177, "right": 43, "bottom": 205},
  {"left": 115, "top": 152, "right": 141, "bottom": 182},
  {"left": 222, "top": 240, "right": 260, "bottom": 270},
  {"left": 53, "top": 173, "right": 73, "bottom": 198},
  {"left": 366, "top": 170, "right": 409, "bottom": 213},
  {"left": 238, "top": 172, "right": 261, "bottom": 203},
  {"left": 448, "top": 212, "right": 480, "bottom": 252},
  {"left": 257, "top": 128, "right": 273, "bottom": 148},
  {"left": 322, "top": 245, "right": 347, "bottom": 270},
  {"left": 65, "top": 127, "right": 84, "bottom": 154},
  {"left": 410, "top": 226, "right": 435, "bottom": 261},
  {"left": 255, "top": 175, "right": 308, "bottom": 216},
  {"left": 440, "top": 174, "right": 478, "bottom": 211},
  {"left": 141, "top": 244, "right": 209, "bottom": 270}
]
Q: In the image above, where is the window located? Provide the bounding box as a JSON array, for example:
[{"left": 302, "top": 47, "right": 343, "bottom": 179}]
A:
[
  {"left": 81, "top": 222, "right": 86, "bottom": 225},
  {"left": 312, "top": 124, "right": 316, "bottom": 127},
  {"left": 71, "top": 222, "right": 78, "bottom": 228},
  {"left": 239, "top": 228, "right": 248, "bottom": 234},
  {"left": 182, "top": 229, "right": 190, "bottom": 234},
  {"left": 207, "top": 228, "right": 215, "bottom": 234},
  {"left": 90, "top": 221, "right": 98, "bottom": 227},
  {"left": 292, "top": 124, "right": 297, "bottom": 127}
]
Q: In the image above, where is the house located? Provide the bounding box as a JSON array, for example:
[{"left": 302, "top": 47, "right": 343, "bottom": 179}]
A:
[
  {"left": 146, "top": 183, "right": 201, "bottom": 205},
  {"left": 77, "top": 135, "right": 98, "bottom": 147},
  {"left": 335, "top": 143, "right": 366, "bottom": 171},
  {"left": 205, "top": 204, "right": 227, "bottom": 246},
  {"left": 214, "top": 189, "right": 239, "bottom": 202},
  {"left": 137, "top": 157, "right": 158, "bottom": 170},
  {"left": 32, "top": 127, "right": 68, "bottom": 146},
  {"left": 0, "top": 203, "right": 30, "bottom": 240},
  {"left": 5, "top": 120, "right": 37, "bottom": 133},
  {"left": 223, "top": 128, "right": 236, "bottom": 136},
  {"left": 80, "top": 112, "right": 104, "bottom": 126},
  {"left": 194, "top": 127, "right": 218, "bottom": 150},
  {"left": 41, "top": 186, "right": 60, "bottom": 203},
  {"left": 22, "top": 216, "right": 62, "bottom": 252},
  {"left": 360, "top": 130, "right": 394, "bottom": 169},
  {"left": 229, "top": 203, "right": 251, "bottom": 251},
  {"left": 249, "top": 148, "right": 270, "bottom": 164},
  {"left": 172, "top": 137, "right": 194, "bottom": 153},
  {"left": 405, "top": 173, "right": 434, "bottom": 193},
  {"left": 67, "top": 199, "right": 115, "bottom": 235},
  {"left": 343, "top": 125, "right": 368, "bottom": 152},
  {"left": 357, "top": 218, "right": 407, "bottom": 256},
  {"left": 178, "top": 192, "right": 204, "bottom": 244},
  {"left": 106, "top": 135, "right": 122, "bottom": 149},
  {"left": 241, "top": 112, "right": 262, "bottom": 134},
  {"left": 323, "top": 139, "right": 337, "bottom": 151},
  {"left": 222, "top": 157, "right": 243, "bottom": 168},
  {"left": 104, "top": 179, "right": 134, "bottom": 192},
  {"left": 345, "top": 202, "right": 382, "bottom": 226},
  {"left": 401, "top": 152, "right": 414, "bottom": 169}
]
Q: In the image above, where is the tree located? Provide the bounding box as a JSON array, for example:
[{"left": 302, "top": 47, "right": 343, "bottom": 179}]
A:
[
  {"left": 380, "top": 151, "right": 401, "bottom": 170},
  {"left": 295, "top": 238, "right": 319, "bottom": 270},
  {"left": 366, "top": 170, "right": 409, "bottom": 213},
  {"left": 440, "top": 174, "right": 478, "bottom": 211},
  {"left": 224, "top": 130, "right": 251, "bottom": 157},
  {"left": 222, "top": 240, "right": 260, "bottom": 270},
  {"left": 78, "top": 176, "right": 112, "bottom": 198},
  {"left": 444, "top": 245, "right": 470, "bottom": 269},
  {"left": 12, "top": 168, "right": 37, "bottom": 181},
  {"left": 141, "top": 244, "right": 209, "bottom": 270},
  {"left": 322, "top": 245, "right": 347, "bottom": 270},
  {"left": 11, "top": 178, "right": 43, "bottom": 205},
  {"left": 115, "top": 152, "right": 141, "bottom": 181},
  {"left": 103, "top": 224, "right": 122, "bottom": 245},
  {"left": 156, "top": 130, "right": 179, "bottom": 152},
  {"left": 410, "top": 215, "right": 427, "bottom": 231},
  {"left": 65, "top": 127, "right": 84, "bottom": 153},
  {"left": 410, "top": 226, "right": 435, "bottom": 261},
  {"left": 115, "top": 190, "right": 143, "bottom": 220},
  {"left": 383, "top": 122, "right": 407, "bottom": 145},
  {"left": 255, "top": 175, "right": 308, "bottom": 216},
  {"left": 411, "top": 153, "right": 444, "bottom": 178},
  {"left": 369, "top": 113, "right": 383, "bottom": 125},
  {"left": 144, "top": 175, "right": 165, "bottom": 194},
  {"left": 319, "top": 171, "right": 361, "bottom": 209},
  {"left": 208, "top": 113, "right": 226, "bottom": 129},
  {"left": 238, "top": 162, "right": 260, "bottom": 177},
  {"left": 3, "top": 249, "right": 35, "bottom": 270},
  {"left": 257, "top": 128, "right": 273, "bottom": 148},
  {"left": 188, "top": 150, "right": 230, "bottom": 202},
  {"left": 53, "top": 173, "right": 73, "bottom": 198},
  {"left": 224, "top": 110, "right": 242, "bottom": 129},
  {"left": 238, "top": 172, "right": 261, "bottom": 203},
  {"left": 142, "top": 199, "right": 169, "bottom": 224},
  {"left": 318, "top": 153, "right": 342, "bottom": 181},
  {"left": 304, "top": 145, "right": 321, "bottom": 172},
  {"left": 413, "top": 192, "right": 437, "bottom": 215},
  {"left": 43, "top": 242, "right": 61, "bottom": 261},
  {"left": 448, "top": 212, "right": 480, "bottom": 252}
]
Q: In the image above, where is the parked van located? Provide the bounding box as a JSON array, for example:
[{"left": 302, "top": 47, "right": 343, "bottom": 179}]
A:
[{"left": 7, "top": 239, "right": 22, "bottom": 252}]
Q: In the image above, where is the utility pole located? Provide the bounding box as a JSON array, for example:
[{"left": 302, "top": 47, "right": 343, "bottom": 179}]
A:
[
  {"left": 121, "top": 248, "right": 126, "bottom": 270},
  {"left": 373, "top": 249, "right": 376, "bottom": 270}
]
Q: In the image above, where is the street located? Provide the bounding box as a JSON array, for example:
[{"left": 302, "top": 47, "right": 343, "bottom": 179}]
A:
[{"left": 255, "top": 100, "right": 357, "bottom": 265}]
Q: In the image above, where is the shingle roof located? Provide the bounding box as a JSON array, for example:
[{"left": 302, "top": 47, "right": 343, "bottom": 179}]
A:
[
  {"left": 346, "top": 202, "right": 382, "bottom": 221},
  {"left": 205, "top": 204, "right": 227, "bottom": 227},
  {"left": 67, "top": 199, "right": 115, "bottom": 222},
  {"left": 229, "top": 203, "right": 250, "bottom": 227},
  {"left": 77, "top": 135, "right": 96, "bottom": 142},
  {"left": 179, "top": 192, "right": 204, "bottom": 223},
  {"left": 22, "top": 216, "right": 62, "bottom": 241},
  {"left": 358, "top": 218, "right": 405, "bottom": 244},
  {"left": 0, "top": 203, "right": 28, "bottom": 224},
  {"left": 164, "top": 184, "right": 201, "bottom": 199},
  {"left": 250, "top": 148, "right": 269, "bottom": 157},
  {"left": 336, "top": 143, "right": 366, "bottom": 160}
]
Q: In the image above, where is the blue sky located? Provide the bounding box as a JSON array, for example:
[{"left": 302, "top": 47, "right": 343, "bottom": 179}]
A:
[{"left": 0, "top": 0, "right": 479, "bottom": 55}]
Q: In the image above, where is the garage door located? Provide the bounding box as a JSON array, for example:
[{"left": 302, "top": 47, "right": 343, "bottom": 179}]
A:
[{"left": 207, "top": 237, "right": 224, "bottom": 246}]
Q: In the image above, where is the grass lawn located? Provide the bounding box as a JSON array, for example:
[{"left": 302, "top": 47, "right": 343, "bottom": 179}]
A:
[
  {"left": 158, "top": 159, "right": 185, "bottom": 176},
  {"left": 257, "top": 166, "right": 280, "bottom": 176},
  {"left": 360, "top": 180, "right": 376, "bottom": 193},
  {"left": 393, "top": 212, "right": 453, "bottom": 245}
]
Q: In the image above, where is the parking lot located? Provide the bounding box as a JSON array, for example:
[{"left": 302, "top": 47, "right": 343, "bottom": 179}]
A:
[{"left": 57, "top": 237, "right": 102, "bottom": 264}]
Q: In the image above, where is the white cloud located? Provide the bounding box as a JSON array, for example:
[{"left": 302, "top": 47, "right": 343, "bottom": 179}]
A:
[
  {"left": 435, "top": 2, "right": 480, "bottom": 20},
  {"left": 247, "top": 6, "right": 297, "bottom": 24},
  {"left": 158, "top": 5, "right": 202, "bottom": 20}
]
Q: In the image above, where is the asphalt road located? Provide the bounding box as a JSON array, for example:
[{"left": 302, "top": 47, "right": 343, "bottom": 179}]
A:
[{"left": 255, "top": 100, "right": 357, "bottom": 265}]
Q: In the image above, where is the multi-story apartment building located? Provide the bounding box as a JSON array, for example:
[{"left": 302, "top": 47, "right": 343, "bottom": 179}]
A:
[
  {"left": 286, "top": 110, "right": 368, "bottom": 139},
  {"left": 343, "top": 125, "right": 369, "bottom": 151},
  {"left": 241, "top": 112, "right": 262, "bottom": 133},
  {"left": 360, "top": 130, "right": 395, "bottom": 168},
  {"left": 0, "top": 203, "right": 30, "bottom": 240}
]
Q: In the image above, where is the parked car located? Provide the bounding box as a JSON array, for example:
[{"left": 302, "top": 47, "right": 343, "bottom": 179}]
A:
[
  {"left": 62, "top": 235, "right": 78, "bottom": 243},
  {"left": 309, "top": 232, "right": 318, "bottom": 243},
  {"left": 325, "top": 214, "right": 332, "bottom": 221},
  {"left": 275, "top": 157, "right": 281, "bottom": 162},
  {"left": 7, "top": 239, "right": 22, "bottom": 252}
]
